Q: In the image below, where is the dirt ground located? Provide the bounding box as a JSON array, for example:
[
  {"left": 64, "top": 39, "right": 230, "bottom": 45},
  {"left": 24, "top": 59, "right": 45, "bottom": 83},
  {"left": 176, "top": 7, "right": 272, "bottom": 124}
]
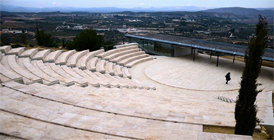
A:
[{"left": 203, "top": 125, "right": 273, "bottom": 140}]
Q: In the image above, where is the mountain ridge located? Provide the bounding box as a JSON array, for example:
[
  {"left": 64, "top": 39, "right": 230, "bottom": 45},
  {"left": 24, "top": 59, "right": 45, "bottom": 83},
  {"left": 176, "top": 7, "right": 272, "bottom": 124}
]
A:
[
  {"left": 201, "top": 7, "right": 273, "bottom": 17},
  {"left": 0, "top": 4, "right": 208, "bottom": 12},
  {"left": 1, "top": 5, "right": 273, "bottom": 20}
]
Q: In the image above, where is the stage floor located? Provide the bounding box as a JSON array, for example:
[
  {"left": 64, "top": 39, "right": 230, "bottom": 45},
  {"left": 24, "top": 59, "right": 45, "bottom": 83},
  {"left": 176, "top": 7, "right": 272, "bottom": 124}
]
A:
[{"left": 144, "top": 54, "right": 273, "bottom": 92}]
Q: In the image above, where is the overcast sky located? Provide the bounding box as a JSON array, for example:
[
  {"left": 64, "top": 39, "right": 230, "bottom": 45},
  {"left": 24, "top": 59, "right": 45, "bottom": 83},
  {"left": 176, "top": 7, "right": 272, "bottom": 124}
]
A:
[{"left": 2, "top": 0, "right": 274, "bottom": 8}]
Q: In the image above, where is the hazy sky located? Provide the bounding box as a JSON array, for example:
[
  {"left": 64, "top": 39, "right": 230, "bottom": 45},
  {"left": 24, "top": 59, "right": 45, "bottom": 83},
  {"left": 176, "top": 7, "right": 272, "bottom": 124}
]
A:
[{"left": 2, "top": 0, "right": 274, "bottom": 8}]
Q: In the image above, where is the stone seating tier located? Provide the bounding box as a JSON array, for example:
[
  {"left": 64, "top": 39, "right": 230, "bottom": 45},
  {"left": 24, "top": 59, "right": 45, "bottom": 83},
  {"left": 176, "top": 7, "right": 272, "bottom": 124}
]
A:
[
  {"left": 21, "top": 57, "right": 59, "bottom": 86},
  {"left": 55, "top": 50, "right": 76, "bottom": 65},
  {"left": 122, "top": 67, "right": 131, "bottom": 79},
  {"left": 105, "top": 62, "right": 115, "bottom": 75},
  {"left": 104, "top": 48, "right": 140, "bottom": 61},
  {"left": 0, "top": 82, "right": 253, "bottom": 139},
  {"left": 7, "top": 55, "right": 42, "bottom": 84},
  {"left": 47, "top": 63, "right": 88, "bottom": 87},
  {"left": 86, "top": 57, "right": 98, "bottom": 71},
  {"left": 1, "top": 55, "right": 19, "bottom": 74},
  {"left": 112, "top": 74, "right": 147, "bottom": 89},
  {"left": 72, "top": 67, "right": 100, "bottom": 87},
  {"left": 6, "top": 47, "right": 25, "bottom": 56},
  {"left": 33, "top": 60, "right": 74, "bottom": 86},
  {"left": 0, "top": 73, "right": 10, "bottom": 83},
  {"left": 96, "top": 45, "right": 138, "bottom": 58},
  {"left": 32, "top": 49, "right": 51, "bottom": 61},
  {"left": 0, "top": 45, "right": 11, "bottom": 53},
  {"left": 17, "top": 57, "right": 45, "bottom": 85},
  {"left": 19, "top": 48, "right": 38, "bottom": 58},
  {"left": 67, "top": 50, "right": 89, "bottom": 67},
  {"left": 118, "top": 54, "right": 149, "bottom": 66},
  {"left": 103, "top": 73, "right": 129, "bottom": 88},
  {"left": 95, "top": 59, "right": 106, "bottom": 74},
  {"left": 83, "top": 70, "right": 110, "bottom": 87},
  {"left": 111, "top": 51, "right": 145, "bottom": 63},
  {"left": 76, "top": 49, "right": 104, "bottom": 70},
  {"left": 44, "top": 50, "right": 63, "bottom": 62},
  {"left": 125, "top": 57, "right": 153, "bottom": 68},
  {"left": 0, "top": 44, "right": 270, "bottom": 139},
  {"left": 0, "top": 63, "right": 22, "bottom": 83},
  {"left": 0, "top": 110, "right": 126, "bottom": 140},
  {"left": 61, "top": 65, "right": 100, "bottom": 87},
  {"left": 93, "top": 72, "right": 120, "bottom": 88},
  {"left": 114, "top": 65, "right": 123, "bottom": 77}
]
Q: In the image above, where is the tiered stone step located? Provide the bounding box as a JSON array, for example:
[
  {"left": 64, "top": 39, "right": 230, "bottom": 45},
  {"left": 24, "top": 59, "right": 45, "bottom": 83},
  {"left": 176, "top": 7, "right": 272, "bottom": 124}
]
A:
[
  {"left": 103, "top": 74, "right": 142, "bottom": 89},
  {"left": 103, "top": 74, "right": 129, "bottom": 88},
  {"left": 125, "top": 57, "right": 153, "bottom": 68},
  {"left": 44, "top": 50, "right": 63, "bottom": 62},
  {"left": 114, "top": 65, "right": 123, "bottom": 77},
  {"left": 6, "top": 47, "right": 25, "bottom": 56},
  {"left": 122, "top": 67, "right": 131, "bottom": 79},
  {"left": 95, "top": 59, "right": 106, "bottom": 74},
  {"left": 20, "top": 57, "right": 59, "bottom": 85},
  {"left": 6, "top": 55, "right": 42, "bottom": 84},
  {"left": 112, "top": 51, "right": 145, "bottom": 63},
  {"left": 104, "top": 47, "right": 140, "bottom": 61},
  {"left": 0, "top": 63, "right": 22, "bottom": 83},
  {"left": 67, "top": 49, "right": 89, "bottom": 67},
  {"left": 19, "top": 48, "right": 38, "bottom": 58},
  {"left": 86, "top": 57, "right": 98, "bottom": 72},
  {"left": 0, "top": 45, "right": 11, "bottom": 53},
  {"left": 71, "top": 67, "right": 101, "bottom": 87},
  {"left": 118, "top": 54, "right": 149, "bottom": 66},
  {"left": 105, "top": 62, "right": 115, "bottom": 75},
  {"left": 47, "top": 63, "right": 88, "bottom": 87},
  {"left": 0, "top": 83, "right": 201, "bottom": 139},
  {"left": 77, "top": 49, "right": 104, "bottom": 70},
  {"left": 60, "top": 65, "right": 99, "bottom": 87},
  {"left": 83, "top": 70, "right": 111, "bottom": 87},
  {"left": 93, "top": 72, "right": 120, "bottom": 88},
  {"left": 96, "top": 44, "right": 138, "bottom": 59},
  {"left": 2, "top": 81, "right": 231, "bottom": 126},
  {"left": 0, "top": 82, "right": 252, "bottom": 140},
  {"left": 0, "top": 111, "right": 124, "bottom": 140},
  {"left": 32, "top": 49, "right": 51, "bottom": 61},
  {"left": 0, "top": 45, "right": 154, "bottom": 88},
  {"left": 55, "top": 50, "right": 76, "bottom": 65},
  {"left": 32, "top": 60, "right": 74, "bottom": 86}
]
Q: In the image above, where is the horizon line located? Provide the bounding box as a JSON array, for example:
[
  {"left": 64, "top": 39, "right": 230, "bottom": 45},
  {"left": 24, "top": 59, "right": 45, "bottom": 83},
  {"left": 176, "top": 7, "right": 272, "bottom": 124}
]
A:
[{"left": 1, "top": 4, "right": 274, "bottom": 9}]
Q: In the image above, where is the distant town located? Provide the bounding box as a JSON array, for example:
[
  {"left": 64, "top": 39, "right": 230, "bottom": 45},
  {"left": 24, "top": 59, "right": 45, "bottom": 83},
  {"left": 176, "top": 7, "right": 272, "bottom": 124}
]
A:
[{"left": 1, "top": 7, "right": 273, "bottom": 49}]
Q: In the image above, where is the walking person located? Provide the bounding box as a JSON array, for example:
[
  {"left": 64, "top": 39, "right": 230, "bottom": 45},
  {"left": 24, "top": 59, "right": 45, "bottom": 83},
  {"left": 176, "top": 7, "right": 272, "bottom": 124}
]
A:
[{"left": 225, "top": 72, "right": 231, "bottom": 84}]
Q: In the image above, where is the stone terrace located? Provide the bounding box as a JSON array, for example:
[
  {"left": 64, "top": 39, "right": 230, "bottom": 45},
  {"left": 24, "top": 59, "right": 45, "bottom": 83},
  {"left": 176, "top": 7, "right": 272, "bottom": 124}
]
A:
[{"left": 0, "top": 44, "right": 272, "bottom": 139}]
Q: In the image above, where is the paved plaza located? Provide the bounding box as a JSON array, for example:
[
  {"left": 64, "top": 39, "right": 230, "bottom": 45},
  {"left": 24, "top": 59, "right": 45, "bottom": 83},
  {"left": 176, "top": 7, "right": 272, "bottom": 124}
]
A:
[{"left": 0, "top": 45, "right": 273, "bottom": 139}]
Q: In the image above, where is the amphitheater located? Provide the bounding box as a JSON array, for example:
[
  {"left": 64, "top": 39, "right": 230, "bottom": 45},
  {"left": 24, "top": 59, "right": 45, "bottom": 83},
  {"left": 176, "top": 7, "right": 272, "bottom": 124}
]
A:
[{"left": 0, "top": 43, "right": 273, "bottom": 140}]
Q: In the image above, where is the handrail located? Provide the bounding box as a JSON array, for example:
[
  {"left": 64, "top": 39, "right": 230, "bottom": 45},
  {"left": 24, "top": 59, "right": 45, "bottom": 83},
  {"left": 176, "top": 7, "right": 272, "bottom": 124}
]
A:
[{"left": 128, "top": 41, "right": 160, "bottom": 56}]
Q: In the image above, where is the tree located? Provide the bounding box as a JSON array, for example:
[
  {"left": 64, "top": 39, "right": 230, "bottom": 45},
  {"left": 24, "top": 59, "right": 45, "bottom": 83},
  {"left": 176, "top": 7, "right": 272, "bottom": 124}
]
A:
[
  {"left": 102, "top": 40, "right": 114, "bottom": 51},
  {"left": 234, "top": 15, "right": 268, "bottom": 136},
  {"left": 20, "top": 34, "right": 27, "bottom": 47},
  {"left": 35, "top": 26, "right": 43, "bottom": 46},
  {"left": 67, "top": 29, "right": 104, "bottom": 51},
  {"left": 35, "top": 26, "right": 58, "bottom": 47},
  {"left": 62, "top": 38, "right": 65, "bottom": 49}
]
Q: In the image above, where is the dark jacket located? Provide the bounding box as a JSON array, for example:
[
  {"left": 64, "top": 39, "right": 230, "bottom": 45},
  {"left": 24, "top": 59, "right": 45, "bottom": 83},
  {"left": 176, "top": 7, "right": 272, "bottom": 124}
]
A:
[{"left": 225, "top": 73, "right": 231, "bottom": 81}]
